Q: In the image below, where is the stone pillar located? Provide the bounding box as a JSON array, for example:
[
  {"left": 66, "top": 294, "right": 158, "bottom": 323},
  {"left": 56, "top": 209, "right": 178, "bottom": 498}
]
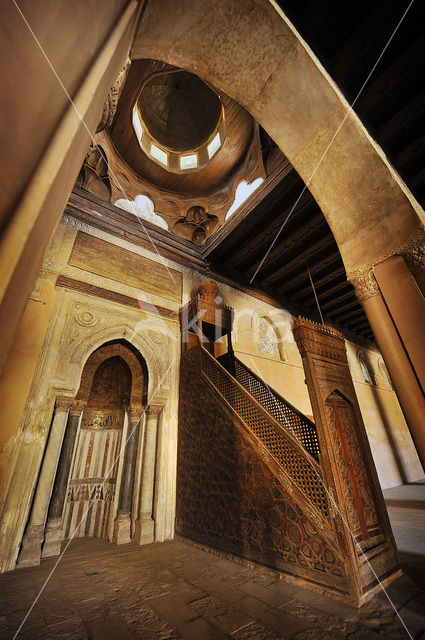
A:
[
  {"left": 364, "top": 293, "right": 425, "bottom": 470},
  {"left": 350, "top": 266, "right": 425, "bottom": 471},
  {"left": 374, "top": 255, "right": 425, "bottom": 393},
  {"left": 42, "top": 401, "right": 85, "bottom": 558},
  {"left": 134, "top": 405, "right": 163, "bottom": 545},
  {"left": 17, "top": 397, "right": 72, "bottom": 567},
  {"left": 113, "top": 405, "right": 143, "bottom": 545}
]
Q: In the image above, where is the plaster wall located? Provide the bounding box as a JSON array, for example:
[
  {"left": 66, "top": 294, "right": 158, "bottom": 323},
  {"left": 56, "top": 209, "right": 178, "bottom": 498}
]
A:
[{"left": 346, "top": 343, "right": 424, "bottom": 489}]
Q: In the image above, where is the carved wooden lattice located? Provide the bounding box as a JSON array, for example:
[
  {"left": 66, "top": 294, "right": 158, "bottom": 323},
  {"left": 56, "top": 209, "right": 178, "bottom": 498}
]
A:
[
  {"left": 229, "top": 357, "right": 321, "bottom": 461},
  {"left": 177, "top": 346, "right": 345, "bottom": 591},
  {"left": 201, "top": 348, "right": 329, "bottom": 518}
]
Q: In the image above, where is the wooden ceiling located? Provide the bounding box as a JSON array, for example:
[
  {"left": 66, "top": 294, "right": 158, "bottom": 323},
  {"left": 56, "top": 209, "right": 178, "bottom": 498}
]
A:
[
  {"left": 204, "top": 1, "right": 424, "bottom": 344},
  {"left": 280, "top": 0, "right": 425, "bottom": 208},
  {"left": 109, "top": 59, "right": 254, "bottom": 195}
]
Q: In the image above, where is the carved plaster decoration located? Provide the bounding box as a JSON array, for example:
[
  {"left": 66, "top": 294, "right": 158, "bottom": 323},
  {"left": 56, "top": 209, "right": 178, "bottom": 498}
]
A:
[
  {"left": 96, "top": 58, "right": 131, "bottom": 132},
  {"left": 76, "top": 144, "right": 111, "bottom": 200},
  {"left": 74, "top": 307, "right": 98, "bottom": 327},
  {"left": 173, "top": 206, "right": 219, "bottom": 246},
  {"left": 91, "top": 126, "right": 265, "bottom": 229},
  {"left": 148, "top": 329, "right": 167, "bottom": 344},
  {"left": 348, "top": 228, "right": 425, "bottom": 299},
  {"left": 348, "top": 266, "right": 380, "bottom": 302},
  {"left": 401, "top": 231, "right": 425, "bottom": 272}
]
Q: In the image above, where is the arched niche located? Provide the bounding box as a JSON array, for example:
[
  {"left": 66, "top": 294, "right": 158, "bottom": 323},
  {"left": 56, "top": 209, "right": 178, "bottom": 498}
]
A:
[
  {"left": 62, "top": 347, "right": 140, "bottom": 543},
  {"left": 132, "top": 0, "right": 424, "bottom": 275},
  {"left": 75, "top": 340, "right": 148, "bottom": 410}
]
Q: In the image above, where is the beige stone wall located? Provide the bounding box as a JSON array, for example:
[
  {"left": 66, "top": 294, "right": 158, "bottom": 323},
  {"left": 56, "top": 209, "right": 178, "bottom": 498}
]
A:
[{"left": 346, "top": 342, "right": 424, "bottom": 489}]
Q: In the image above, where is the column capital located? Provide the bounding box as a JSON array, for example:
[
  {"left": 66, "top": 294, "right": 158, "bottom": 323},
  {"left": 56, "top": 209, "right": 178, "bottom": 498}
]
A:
[
  {"left": 146, "top": 404, "right": 164, "bottom": 417},
  {"left": 69, "top": 400, "right": 87, "bottom": 416},
  {"left": 129, "top": 403, "right": 144, "bottom": 421},
  {"left": 402, "top": 231, "right": 425, "bottom": 273},
  {"left": 55, "top": 396, "right": 73, "bottom": 413},
  {"left": 348, "top": 266, "right": 380, "bottom": 303}
]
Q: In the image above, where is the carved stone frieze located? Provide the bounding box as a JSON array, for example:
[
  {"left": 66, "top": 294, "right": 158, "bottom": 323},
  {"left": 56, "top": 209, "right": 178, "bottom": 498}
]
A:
[
  {"left": 292, "top": 317, "right": 347, "bottom": 362},
  {"left": 97, "top": 58, "right": 131, "bottom": 132},
  {"left": 348, "top": 228, "right": 425, "bottom": 300},
  {"left": 401, "top": 231, "right": 425, "bottom": 273}
]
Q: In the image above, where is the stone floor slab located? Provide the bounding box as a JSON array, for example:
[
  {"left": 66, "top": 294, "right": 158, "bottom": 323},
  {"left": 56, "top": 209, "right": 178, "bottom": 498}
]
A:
[{"left": 147, "top": 593, "right": 201, "bottom": 628}]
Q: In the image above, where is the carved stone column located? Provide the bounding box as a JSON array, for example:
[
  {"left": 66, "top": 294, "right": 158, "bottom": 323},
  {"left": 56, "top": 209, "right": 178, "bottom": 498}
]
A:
[
  {"left": 350, "top": 267, "right": 425, "bottom": 471},
  {"left": 17, "top": 397, "right": 72, "bottom": 567},
  {"left": 42, "top": 401, "right": 85, "bottom": 558},
  {"left": 113, "top": 405, "right": 143, "bottom": 545},
  {"left": 134, "top": 405, "right": 163, "bottom": 545}
]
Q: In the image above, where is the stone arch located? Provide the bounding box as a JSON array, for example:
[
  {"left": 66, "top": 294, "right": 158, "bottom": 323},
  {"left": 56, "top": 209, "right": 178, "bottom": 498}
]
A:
[
  {"left": 75, "top": 340, "right": 148, "bottom": 409},
  {"left": 64, "top": 321, "right": 173, "bottom": 407},
  {"left": 132, "top": 0, "right": 424, "bottom": 275}
]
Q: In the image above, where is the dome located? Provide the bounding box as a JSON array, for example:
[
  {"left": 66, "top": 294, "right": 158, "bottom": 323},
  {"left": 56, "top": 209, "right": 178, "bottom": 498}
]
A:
[{"left": 138, "top": 71, "right": 222, "bottom": 153}]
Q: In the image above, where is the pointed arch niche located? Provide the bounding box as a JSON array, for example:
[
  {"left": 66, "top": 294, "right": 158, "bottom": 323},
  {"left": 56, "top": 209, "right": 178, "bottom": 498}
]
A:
[
  {"left": 40, "top": 340, "right": 151, "bottom": 557},
  {"left": 60, "top": 342, "right": 147, "bottom": 545},
  {"left": 12, "top": 289, "right": 179, "bottom": 573}
]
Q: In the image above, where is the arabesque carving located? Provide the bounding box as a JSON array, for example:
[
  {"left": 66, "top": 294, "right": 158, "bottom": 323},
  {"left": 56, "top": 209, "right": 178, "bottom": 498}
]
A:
[
  {"left": 292, "top": 316, "right": 400, "bottom": 601},
  {"left": 97, "top": 58, "right": 131, "bottom": 132}
]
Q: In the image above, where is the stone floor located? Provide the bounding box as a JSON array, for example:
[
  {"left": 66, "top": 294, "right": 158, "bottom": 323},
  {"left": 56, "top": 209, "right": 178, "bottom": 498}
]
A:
[{"left": 1, "top": 482, "right": 424, "bottom": 640}]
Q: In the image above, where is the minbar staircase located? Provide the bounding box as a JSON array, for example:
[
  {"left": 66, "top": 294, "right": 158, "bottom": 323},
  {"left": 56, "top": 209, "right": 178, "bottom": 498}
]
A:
[
  {"left": 177, "top": 281, "right": 400, "bottom": 605},
  {"left": 206, "top": 349, "right": 330, "bottom": 525},
  {"left": 177, "top": 345, "right": 346, "bottom": 594}
]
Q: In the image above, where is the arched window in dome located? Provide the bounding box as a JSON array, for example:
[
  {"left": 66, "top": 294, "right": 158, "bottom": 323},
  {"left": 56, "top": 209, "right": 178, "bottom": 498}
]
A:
[
  {"left": 225, "top": 178, "right": 264, "bottom": 220},
  {"left": 115, "top": 194, "right": 168, "bottom": 230}
]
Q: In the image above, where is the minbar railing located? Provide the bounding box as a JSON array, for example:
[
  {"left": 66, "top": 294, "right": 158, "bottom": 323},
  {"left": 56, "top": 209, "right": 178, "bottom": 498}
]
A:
[
  {"left": 201, "top": 347, "right": 329, "bottom": 519},
  {"left": 218, "top": 353, "right": 320, "bottom": 462}
]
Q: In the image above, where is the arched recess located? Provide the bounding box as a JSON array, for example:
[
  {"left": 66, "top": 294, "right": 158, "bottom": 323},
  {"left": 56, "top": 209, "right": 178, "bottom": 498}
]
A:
[
  {"left": 356, "top": 350, "right": 376, "bottom": 386},
  {"left": 132, "top": 0, "right": 424, "bottom": 276},
  {"left": 45, "top": 340, "right": 149, "bottom": 548},
  {"left": 75, "top": 340, "right": 148, "bottom": 408},
  {"left": 252, "top": 311, "right": 286, "bottom": 361},
  {"left": 5, "top": 310, "right": 177, "bottom": 572}
]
